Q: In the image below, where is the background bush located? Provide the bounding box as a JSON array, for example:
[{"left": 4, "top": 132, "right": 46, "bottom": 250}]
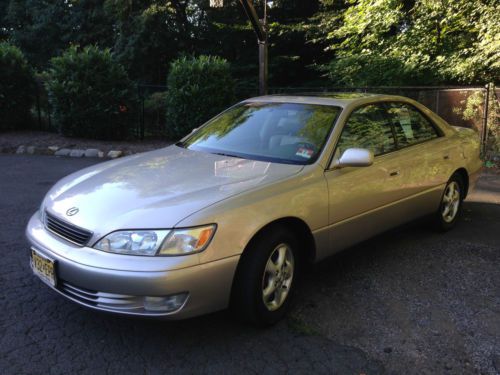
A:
[
  {"left": 166, "top": 55, "right": 235, "bottom": 138},
  {"left": 143, "top": 91, "right": 168, "bottom": 136},
  {"left": 0, "top": 42, "right": 35, "bottom": 131},
  {"left": 45, "top": 46, "right": 135, "bottom": 140}
]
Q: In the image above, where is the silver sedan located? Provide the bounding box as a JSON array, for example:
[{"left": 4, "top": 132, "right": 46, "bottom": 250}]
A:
[{"left": 26, "top": 93, "right": 482, "bottom": 325}]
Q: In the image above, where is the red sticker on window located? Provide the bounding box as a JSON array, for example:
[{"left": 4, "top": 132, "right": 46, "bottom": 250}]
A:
[{"left": 296, "top": 147, "right": 313, "bottom": 159}]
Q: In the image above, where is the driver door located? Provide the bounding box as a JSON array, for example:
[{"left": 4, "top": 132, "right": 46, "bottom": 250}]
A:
[{"left": 321, "top": 103, "right": 405, "bottom": 257}]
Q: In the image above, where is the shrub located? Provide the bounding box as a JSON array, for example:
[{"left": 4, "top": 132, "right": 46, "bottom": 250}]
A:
[
  {"left": 143, "top": 91, "right": 168, "bottom": 137},
  {"left": 166, "top": 55, "right": 235, "bottom": 138},
  {"left": 45, "top": 46, "right": 135, "bottom": 140},
  {"left": 0, "top": 42, "right": 35, "bottom": 131}
]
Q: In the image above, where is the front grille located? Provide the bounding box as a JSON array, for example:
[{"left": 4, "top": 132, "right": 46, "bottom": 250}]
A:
[
  {"left": 58, "top": 279, "right": 143, "bottom": 311},
  {"left": 45, "top": 211, "right": 93, "bottom": 246}
]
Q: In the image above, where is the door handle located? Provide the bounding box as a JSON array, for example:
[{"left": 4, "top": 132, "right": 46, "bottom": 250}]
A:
[{"left": 389, "top": 170, "right": 400, "bottom": 177}]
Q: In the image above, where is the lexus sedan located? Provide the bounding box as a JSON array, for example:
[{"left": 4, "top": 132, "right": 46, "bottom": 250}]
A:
[{"left": 27, "top": 93, "right": 482, "bottom": 325}]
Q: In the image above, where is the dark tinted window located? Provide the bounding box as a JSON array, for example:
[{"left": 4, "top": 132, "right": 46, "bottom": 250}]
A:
[
  {"left": 182, "top": 102, "right": 340, "bottom": 165},
  {"left": 336, "top": 104, "right": 396, "bottom": 157},
  {"left": 386, "top": 103, "right": 438, "bottom": 147}
]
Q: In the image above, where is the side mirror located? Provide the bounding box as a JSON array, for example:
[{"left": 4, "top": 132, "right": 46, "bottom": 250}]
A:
[{"left": 334, "top": 148, "right": 374, "bottom": 168}]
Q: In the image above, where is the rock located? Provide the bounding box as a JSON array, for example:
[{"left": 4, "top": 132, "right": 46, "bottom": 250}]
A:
[
  {"left": 26, "top": 146, "right": 36, "bottom": 154},
  {"left": 54, "top": 148, "right": 71, "bottom": 156},
  {"left": 42, "top": 147, "right": 56, "bottom": 155},
  {"left": 84, "top": 149, "right": 101, "bottom": 158},
  {"left": 107, "top": 150, "right": 123, "bottom": 159},
  {"left": 70, "top": 149, "right": 85, "bottom": 157},
  {"left": 16, "top": 145, "right": 26, "bottom": 154}
]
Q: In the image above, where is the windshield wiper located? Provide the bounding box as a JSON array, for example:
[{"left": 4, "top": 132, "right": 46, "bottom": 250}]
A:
[{"left": 211, "top": 152, "right": 241, "bottom": 158}]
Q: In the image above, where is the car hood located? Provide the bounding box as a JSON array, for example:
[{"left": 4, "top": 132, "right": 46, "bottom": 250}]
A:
[{"left": 44, "top": 146, "right": 303, "bottom": 239}]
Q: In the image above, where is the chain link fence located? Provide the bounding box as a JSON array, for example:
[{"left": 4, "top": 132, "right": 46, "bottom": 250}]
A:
[{"left": 33, "top": 83, "right": 499, "bottom": 158}]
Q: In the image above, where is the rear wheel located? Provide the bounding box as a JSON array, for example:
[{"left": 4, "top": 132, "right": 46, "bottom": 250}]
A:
[
  {"left": 432, "top": 174, "right": 464, "bottom": 231},
  {"left": 231, "top": 226, "right": 299, "bottom": 326}
]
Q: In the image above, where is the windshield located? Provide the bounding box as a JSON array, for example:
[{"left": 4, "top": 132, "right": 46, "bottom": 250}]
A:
[{"left": 180, "top": 102, "right": 341, "bottom": 165}]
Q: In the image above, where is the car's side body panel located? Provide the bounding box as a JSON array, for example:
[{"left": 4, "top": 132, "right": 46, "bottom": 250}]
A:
[
  {"left": 177, "top": 166, "right": 330, "bottom": 265},
  {"left": 181, "top": 95, "right": 482, "bottom": 266},
  {"left": 315, "top": 185, "right": 444, "bottom": 260}
]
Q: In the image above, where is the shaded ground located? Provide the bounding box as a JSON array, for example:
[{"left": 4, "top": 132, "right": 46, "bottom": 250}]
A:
[{"left": 0, "top": 155, "right": 498, "bottom": 374}]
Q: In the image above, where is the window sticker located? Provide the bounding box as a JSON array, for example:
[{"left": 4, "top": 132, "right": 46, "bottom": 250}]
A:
[{"left": 296, "top": 147, "right": 313, "bottom": 159}]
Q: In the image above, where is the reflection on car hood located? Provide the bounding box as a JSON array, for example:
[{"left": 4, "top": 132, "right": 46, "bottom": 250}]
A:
[{"left": 44, "top": 146, "right": 303, "bottom": 238}]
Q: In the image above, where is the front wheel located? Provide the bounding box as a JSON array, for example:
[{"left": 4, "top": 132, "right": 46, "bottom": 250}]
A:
[
  {"left": 231, "top": 226, "right": 299, "bottom": 326},
  {"left": 432, "top": 174, "right": 464, "bottom": 231}
]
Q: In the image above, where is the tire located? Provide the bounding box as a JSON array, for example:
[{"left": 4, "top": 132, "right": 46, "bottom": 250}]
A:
[
  {"left": 432, "top": 173, "right": 465, "bottom": 232},
  {"left": 231, "top": 226, "right": 299, "bottom": 327}
]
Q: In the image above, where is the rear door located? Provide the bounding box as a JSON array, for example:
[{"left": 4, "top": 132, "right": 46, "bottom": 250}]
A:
[{"left": 385, "top": 101, "right": 452, "bottom": 198}]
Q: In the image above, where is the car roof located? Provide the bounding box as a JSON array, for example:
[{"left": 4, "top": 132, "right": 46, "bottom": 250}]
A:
[{"left": 243, "top": 92, "right": 411, "bottom": 108}]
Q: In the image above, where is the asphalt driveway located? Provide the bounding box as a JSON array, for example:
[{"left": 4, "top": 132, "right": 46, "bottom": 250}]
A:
[{"left": 1, "top": 155, "right": 499, "bottom": 374}]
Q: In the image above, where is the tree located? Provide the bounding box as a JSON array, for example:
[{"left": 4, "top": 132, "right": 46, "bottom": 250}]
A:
[
  {"left": 318, "top": 0, "right": 500, "bottom": 85},
  {"left": 103, "top": 0, "right": 204, "bottom": 84},
  {"left": 4, "top": 0, "right": 114, "bottom": 69},
  {"left": 0, "top": 42, "right": 34, "bottom": 130}
]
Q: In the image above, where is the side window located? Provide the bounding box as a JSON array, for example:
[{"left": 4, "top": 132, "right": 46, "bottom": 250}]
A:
[
  {"left": 336, "top": 104, "right": 396, "bottom": 158},
  {"left": 386, "top": 103, "right": 438, "bottom": 147}
]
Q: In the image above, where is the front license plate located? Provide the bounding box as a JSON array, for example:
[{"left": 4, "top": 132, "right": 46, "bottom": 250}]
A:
[{"left": 31, "top": 249, "right": 56, "bottom": 287}]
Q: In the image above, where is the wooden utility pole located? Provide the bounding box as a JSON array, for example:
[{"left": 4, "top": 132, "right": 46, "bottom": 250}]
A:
[{"left": 239, "top": 0, "right": 268, "bottom": 95}]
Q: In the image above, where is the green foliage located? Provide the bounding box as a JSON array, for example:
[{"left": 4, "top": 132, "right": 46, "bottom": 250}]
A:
[
  {"left": 4, "top": 0, "right": 114, "bottom": 69},
  {"left": 453, "top": 85, "right": 500, "bottom": 156},
  {"left": 0, "top": 42, "right": 34, "bottom": 130},
  {"left": 324, "top": 54, "right": 436, "bottom": 86},
  {"left": 45, "top": 45, "right": 135, "bottom": 140},
  {"left": 1, "top": 0, "right": 498, "bottom": 140},
  {"left": 166, "top": 55, "right": 235, "bottom": 138},
  {"left": 104, "top": 0, "right": 200, "bottom": 84},
  {"left": 319, "top": 0, "right": 500, "bottom": 85},
  {"left": 143, "top": 91, "right": 168, "bottom": 136}
]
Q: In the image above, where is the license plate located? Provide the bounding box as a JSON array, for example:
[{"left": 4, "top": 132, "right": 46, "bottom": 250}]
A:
[{"left": 31, "top": 249, "right": 56, "bottom": 287}]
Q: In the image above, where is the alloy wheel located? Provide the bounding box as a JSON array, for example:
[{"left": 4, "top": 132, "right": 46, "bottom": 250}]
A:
[
  {"left": 261, "top": 243, "right": 294, "bottom": 311},
  {"left": 441, "top": 181, "right": 461, "bottom": 223}
]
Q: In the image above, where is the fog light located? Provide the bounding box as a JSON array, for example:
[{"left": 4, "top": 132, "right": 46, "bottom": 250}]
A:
[{"left": 143, "top": 293, "right": 188, "bottom": 312}]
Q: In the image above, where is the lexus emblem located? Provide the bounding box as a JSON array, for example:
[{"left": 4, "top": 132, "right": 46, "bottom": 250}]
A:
[{"left": 66, "top": 207, "right": 79, "bottom": 216}]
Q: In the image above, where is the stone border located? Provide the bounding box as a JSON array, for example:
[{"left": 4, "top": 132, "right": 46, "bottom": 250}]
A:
[{"left": 12, "top": 145, "right": 123, "bottom": 159}]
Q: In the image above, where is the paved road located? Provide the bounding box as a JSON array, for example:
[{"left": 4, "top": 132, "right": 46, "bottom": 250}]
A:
[{"left": 1, "top": 155, "right": 499, "bottom": 374}]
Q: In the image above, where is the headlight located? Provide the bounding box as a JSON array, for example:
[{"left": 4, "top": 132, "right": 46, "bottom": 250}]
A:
[
  {"left": 158, "top": 225, "right": 216, "bottom": 256},
  {"left": 93, "top": 225, "right": 216, "bottom": 256}
]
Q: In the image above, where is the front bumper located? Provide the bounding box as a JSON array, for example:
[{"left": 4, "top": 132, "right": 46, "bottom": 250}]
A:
[{"left": 26, "top": 213, "right": 239, "bottom": 319}]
